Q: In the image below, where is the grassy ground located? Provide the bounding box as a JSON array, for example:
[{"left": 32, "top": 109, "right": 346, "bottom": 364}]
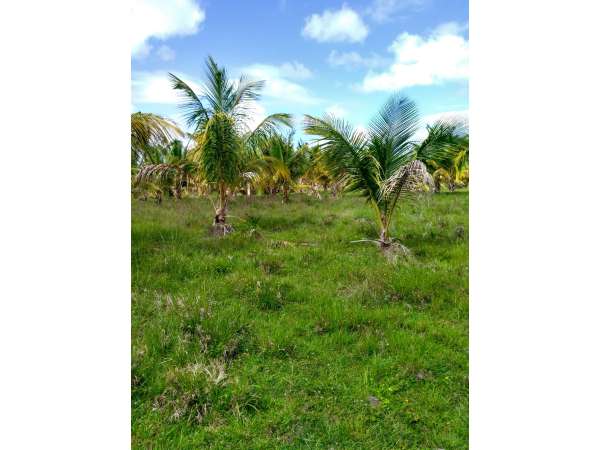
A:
[{"left": 132, "top": 191, "right": 468, "bottom": 449}]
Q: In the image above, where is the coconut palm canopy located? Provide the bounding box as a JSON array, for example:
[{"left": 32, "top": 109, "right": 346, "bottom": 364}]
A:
[
  {"left": 131, "top": 112, "right": 184, "bottom": 166},
  {"left": 416, "top": 119, "right": 469, "bottom": 191}
]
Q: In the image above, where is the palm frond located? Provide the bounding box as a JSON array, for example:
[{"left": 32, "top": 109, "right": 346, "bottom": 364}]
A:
[
  {"left": 131, "top": 112, "right": 184, "bottom": 164},
  {"left": 261, "top": 155, "right": 292, "bottom": 182},
  {"left": 380, "top": 160, "right": 430, "bottom": 199},
  {"left": 168, "top": 73, "right": 209, "bottom": 130},
  {"left": 368, "top": 94, "right": 419, "bottom": 175},
  {"left": 234, "top": 75, "right": 264, "bottom": 104},
  {"left": 192, "top": 112, "right": 240, "bottom": 185},
  {"left": 415, "top": 119, "right": 466, "bottom": 169},
  {"left": 304, "top": 114, "right": 377, "bottom": 201},
  {"left": 135, "top": 163, "right": 178, "bottom": 185},
  {"left": 380, "top": 160, "right": 430, "bottom": 215},
  {"left": 203, "top": 55, "right": 236, "bottom": 113},
  {"left": 244, "top": 113, "right": 293, "bottom": 149}
]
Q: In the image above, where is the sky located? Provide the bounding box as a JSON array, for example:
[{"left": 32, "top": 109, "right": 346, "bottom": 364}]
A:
[{"left": 131, "top": 0, "right": 468, "bottom": 141}]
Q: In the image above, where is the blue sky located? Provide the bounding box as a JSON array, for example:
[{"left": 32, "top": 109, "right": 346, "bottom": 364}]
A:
[{"left": 132, "top": 0, "right": 468, "bottom": 140}]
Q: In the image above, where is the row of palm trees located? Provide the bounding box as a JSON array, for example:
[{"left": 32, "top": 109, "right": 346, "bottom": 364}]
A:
[{"left": 131, "top": 56, "right": 468, "bottom": 247}]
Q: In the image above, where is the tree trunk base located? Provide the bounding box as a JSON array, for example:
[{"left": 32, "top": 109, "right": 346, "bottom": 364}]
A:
[
  {"left": 212, "top": 222, "right": 233, "bottom": 236},
  {"left": 379, "top": 240, "right": 392, "bottom": 250},
  {"left": 382, "top": 241, "right": 411, "bottom": 262},
  {"left": 351, "top": 238, "right": 411, "bottom": 261},
  {"left": 212, "top": 205, "right": 231, "bottom": 236}
]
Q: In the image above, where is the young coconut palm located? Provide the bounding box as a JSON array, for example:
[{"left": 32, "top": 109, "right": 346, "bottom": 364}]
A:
[
  {"left": 298, "top": 144, "right": 333, "bottom": 199},
  {"left": 169, "top": 56, "right": 292, "bottom": 235},
  {"left": 131, "top": 112, "right": 184, "bottom": 167},
  {"left": 304, "top": 94, "right": 430, "bottom": 250},
  {"left": 258, "top": 132, "right": 308, "bottom": 202},
  {"left": 442, "top": 133, "right": 469, "bottom": 190},
  {"left": 135, "top": 140, "right": 199, "bottom": 200},
  {"left": 415, "top": 119, "right": 468, "bottom": 192},
  {"left": 429, "top": 136, "right": 469, "bottom": 191}
]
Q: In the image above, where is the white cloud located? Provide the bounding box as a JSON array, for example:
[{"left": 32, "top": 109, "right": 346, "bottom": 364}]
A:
[
  {"left": 133, "top": 62, "right": 319, "bottom": 110},
  {"left": 134, "top": 42, "right": 153, "bottom": 59},
  {"left": 421, "top": 109, "right": 469, "bottom": 126},
  {"left": 302, "top": 5, "right": 368, "bottom": 43},
  {"left": 243, "top": 101, "right": 268, "bottom": 132},
  {"left": 131, "top": 71, "right": 202, "bottom": 105},
  {"left": 367, "top": 0, "right": 428, "bottom": 23},
  {"left": 432, "top": 22, "right": 468, "bottom": 36},
  {"left": 327, "top": 50, "right": 388, "bottom": 69},
  {"left": 241, "top": 63, "right": 321, "bottom": 105},
  {"left": 278, "top": 61, "right": 313, "bottom": 80},
  {"left": 361, "top": 22, "right": 468, "bottom": 92},
  {"left": 156, "top": 45, "right": 175, "bottom": 61},
  {"left": 325, "top": 104, "right": 348, "bottom": 118},
  {"left": 131, "top": 0, "right": 205, "bottom": 57}
]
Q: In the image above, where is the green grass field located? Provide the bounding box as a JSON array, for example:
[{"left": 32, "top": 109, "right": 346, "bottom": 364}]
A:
[{"left": 132, "top": 191, "right": 468, "bottom": 449}]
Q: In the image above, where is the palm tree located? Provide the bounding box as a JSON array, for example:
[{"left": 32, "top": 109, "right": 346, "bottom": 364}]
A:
[
  {"left": 443, "top": 133, "right": 469, "bottom": 190},
  {"left": 298, "top": 144, "right": 333, "bottom": 199},
  {"left": 453, "top": 134, "right": 469, "bottom": 188},
  {"left": 169, "top": 56, "right": 292, "bottom": 235},
  {"left": 415, "top": 119, "right": 468, "bottom": 192},
  {"left": 134, "top": 139, "right": 199, "bottom": 200},
  {"left": 304, "top": 94, "right": 430, "bottom": 250},
  {"left": 258, "top": 132, "right": 308, "bottom": 202},
  {"left": 131, "top": 112, "right": 184, "bottom": 167}
]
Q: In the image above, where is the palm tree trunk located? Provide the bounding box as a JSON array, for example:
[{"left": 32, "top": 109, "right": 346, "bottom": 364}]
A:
[
  {"left": 213, "top": 182, "right": 232, "bottom": 235},
  {"left": 282, "top": 184, "right": 290, "bottom": 203},
  {"left": 174, "top": 171, "right": 183, "bottom": 199},
  {"left": 379, "top": 226, "right": 391, "bottom": 249},
  {"left": 378, "top": 212, "right": 391, "bottom": 249},
  {"left": 313, "top": 184, "right": 322, "bottom": 200}
]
